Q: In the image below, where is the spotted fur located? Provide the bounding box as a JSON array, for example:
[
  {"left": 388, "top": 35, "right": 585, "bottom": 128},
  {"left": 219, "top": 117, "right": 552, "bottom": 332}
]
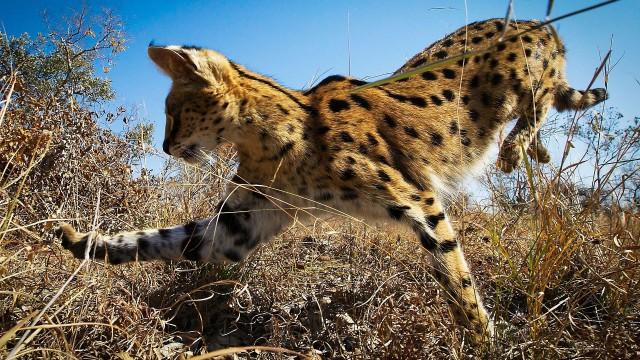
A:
[{"left": 57, "top": 18, "right": 608, "bottom": 343}]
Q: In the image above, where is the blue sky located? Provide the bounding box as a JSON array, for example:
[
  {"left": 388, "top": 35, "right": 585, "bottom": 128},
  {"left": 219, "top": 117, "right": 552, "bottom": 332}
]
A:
[{"left": 3, "top": 1, "right": 638, "bottom": 170}]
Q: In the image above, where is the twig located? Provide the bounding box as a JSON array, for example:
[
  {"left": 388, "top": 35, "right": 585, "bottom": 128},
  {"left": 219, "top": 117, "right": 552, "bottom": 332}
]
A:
[{"left": 6, "top": 189, "right": 101, "bottom": 359}]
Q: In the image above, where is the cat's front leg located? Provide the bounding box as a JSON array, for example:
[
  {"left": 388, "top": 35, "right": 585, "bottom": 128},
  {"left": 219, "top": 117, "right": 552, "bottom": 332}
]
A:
[{"left": 57, "top": 188, "right": 292, "bottom": 264}]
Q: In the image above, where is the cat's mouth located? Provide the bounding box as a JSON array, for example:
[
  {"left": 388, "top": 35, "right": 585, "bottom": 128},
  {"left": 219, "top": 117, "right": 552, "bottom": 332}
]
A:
[{"left": 177, "top": 144, "right": 201, "bottom": 164}]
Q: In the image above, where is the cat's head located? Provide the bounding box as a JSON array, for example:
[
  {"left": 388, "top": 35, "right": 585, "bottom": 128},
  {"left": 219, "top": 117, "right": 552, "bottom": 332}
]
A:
[{"left": 148, "top": 45, "right": 240, "bottom": 162}]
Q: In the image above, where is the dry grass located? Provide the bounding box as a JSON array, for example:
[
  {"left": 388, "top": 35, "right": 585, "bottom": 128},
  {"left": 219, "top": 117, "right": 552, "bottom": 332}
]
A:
[
  {"left": 1, "top": 171, "right": 638, "bottom": 359},
  {"left": 1, "top": 3, "right": 639, "bottom": 359}
]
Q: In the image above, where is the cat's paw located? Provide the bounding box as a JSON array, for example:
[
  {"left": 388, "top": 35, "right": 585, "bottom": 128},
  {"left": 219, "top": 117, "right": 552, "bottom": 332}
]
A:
[
  {"left": 527, "top": 142, "right": 551, "bottom": 164},
  {"left": 496, "top": 143, "right": 522, "bottom": 173},
  {"left": 55, "top": 223, "right": 92, "bottom": 259}
]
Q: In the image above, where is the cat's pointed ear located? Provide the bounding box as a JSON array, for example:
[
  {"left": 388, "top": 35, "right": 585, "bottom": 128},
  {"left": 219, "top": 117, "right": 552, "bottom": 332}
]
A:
[
  {"left": 148, "top": 45, "right": 230, "bottom": 84},
  {"left": 148, "top": 45, "right": 201, "bottom": 81}
]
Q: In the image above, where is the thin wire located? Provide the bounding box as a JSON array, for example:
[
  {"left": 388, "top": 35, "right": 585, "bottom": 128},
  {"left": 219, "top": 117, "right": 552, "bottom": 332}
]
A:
[{"left": 347, "top": 10, "right": 351, "bottom": 76}]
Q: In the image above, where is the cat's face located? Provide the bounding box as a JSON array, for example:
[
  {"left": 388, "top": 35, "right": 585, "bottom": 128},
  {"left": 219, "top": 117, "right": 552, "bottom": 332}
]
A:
[{"left": 148, "top": 45, "right": 239, "bottom": 162}]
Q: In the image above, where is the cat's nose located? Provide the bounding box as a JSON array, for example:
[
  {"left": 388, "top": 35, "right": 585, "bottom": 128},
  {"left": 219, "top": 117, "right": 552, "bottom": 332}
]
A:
[{"left": 162, "top": 139, "right": 172, "bottom": 155}]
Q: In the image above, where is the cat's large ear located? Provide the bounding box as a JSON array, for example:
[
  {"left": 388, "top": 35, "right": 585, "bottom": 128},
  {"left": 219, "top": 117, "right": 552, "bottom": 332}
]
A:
[
  {"left": 148, "top": 45, "right": 231, "bottom": 84},
  {"left": 148, "top": 45, "right": 201, "bottom": 81}
]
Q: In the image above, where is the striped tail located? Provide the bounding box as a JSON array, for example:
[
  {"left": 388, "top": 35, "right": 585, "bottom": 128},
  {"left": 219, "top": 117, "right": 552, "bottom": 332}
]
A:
[{"left": 554, "top": 84, "right": 608, "bottom": 112}]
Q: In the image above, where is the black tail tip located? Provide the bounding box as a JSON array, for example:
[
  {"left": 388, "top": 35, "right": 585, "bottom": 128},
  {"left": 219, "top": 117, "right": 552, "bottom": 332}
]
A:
[{"left": 591, "top": 88, "right": 608, "bottom": 102}]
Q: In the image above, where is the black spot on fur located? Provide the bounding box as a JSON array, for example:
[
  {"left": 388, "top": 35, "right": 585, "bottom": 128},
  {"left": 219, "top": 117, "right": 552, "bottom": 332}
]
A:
[
  {"left": 439, "top": 240, "right": 458, "bottom": 253},
  {"left": 378, "top": 170, "right": 391, "bottom": 182},
  {"left": 431, "top": 132, "right": 443, "bottom": 146},
  {"left": 496, "top": 42, "right": 507, "bottom": 51},
  {"left": 419, "top": 230, "right": 437, "bottom": 251},
  {"left": 485, "top": 31, "right": 495, "bottom": 39},
  {"left": 491, "top": 73, "right": 503, "bottom": 86},
  {"left": 540, "top": 87, "right": 550, "bottom": 97},
  {"left": 218, "top": 204, "right": 250, "bottom": 244},
  {"left": 434, "top": 50, "right": 448, "bottom": 59},
  {"left": 539, "top": 36, "right": 548, "bottom": 46},
  {"left": 470, "top": 75, "right": 479, "bottom": 88},
  {"left": 159, "top": 229, "right": 171, "bottom": 239},
  {"left": 403, "top": 126, "right": 419, "bottom": 138},
  {"left": 181, "top": 221, "right": 203, "bottom": 261},
  {"left": 425, "top": 197, "right": 435, "bottom": 206},
  {"left": 513, "top": 81, "right": 522, "bottom": 93},
  {"left": 386, "top": 91, "right": 427, "bottom": 108},
  {"left": 509, "top": 68, "right": 518, "bottom": 80},
  {"left": 377, "top": 155, "right": 389, "bottom": 165},
  {"left": 340, "top": 187, "right": 359, "bottom": 200},
  {"left": 340, "top": 168, "right": 356, "bottom": 181},
  {"left": 449, "top": 121, "right": 459, "bottom": 135},
  {"left": 387, "top": 205, "right": 410, "bottom": 220},
  {"left": 315, "top": 193, "right": 333, "bottom": 201},
  {"left": 412, "top": 58, "right": 427, "bottom": 68},
  {"left": 329, "top": 99, "right": 350, "bottom": 112},
  {"left": 525, "top": 48, "right": 532, "bottom": 57},
  {"left": 422, "top": 71, "right": 437, "bottom": 80},
  {"left": 507, "top": 52, "right": 517, "bottom": 62},
  {"left": 461, "top": 277, "right": 473, "bottom": 288},
  {"left": 442, "top": 38, "right": 454, "bottom": 47},
  {"left": 469, "top": 109, "right": 480, "bottom": 122},
  {"left": 350, "top": 94, "right": 371, "bottom": 110},
  {"left": 471, "top": 36, "right": 483, "bottom": 44},
  {"left": 481, "top": 92, "right": 492, "bottom": 106},
  {"left": 489, "top": 59, "right": 499, "bottom": 69},
  {"left": 472, "top": 22, "right": 483, "bottom": 30},
  {"left": 316, "top": 126, "right": 330, "bottom": 134},
  {"left": 409, "top": 97, "right": 427, "bottom": 107},
  {"left": 340, "top": 131, "right": 354, "bottom": 142},
  {"left": 138, "top": 237, "right": 150, "bottom": 254},
  {"left": 275, "top": 142, "right": 294, "bottom": 159},
  {"left": 349, "top": 79, "right": 368, "bottom": 86},
  {"left": 426, "top": 212, "right": 446, "bottom": 229},
  {"left": 442, "top": 89, "right": 455, "bottom": 101},
  {"left": 430, "top": 95, "right": 443, "bottom": 106},
  {"left": 366, "top": 133, "right": 379, "bottom": 146},
  {"left": 442, "top": 68, "right": 456, "bottom": 79},
  {"left": 358, "top": 144, "right": 368, "bottom": 154},
  {"left": 494, "top": 21, "right": 504, "bottom": 32},
  {"left": 522, "top": 35, "right": 533, "bottom": 43},
  {"left": 276, "top": 104, "right": 290, "bottom": 115},
  {"left": 384, "top": 114, "right": 397, "bottom": 128},
  {"left": 410, "top": 194, "right": 421, "bottom": 201},
  {"left": 462, "top": 95, "right": 470, "bottom": 105}
]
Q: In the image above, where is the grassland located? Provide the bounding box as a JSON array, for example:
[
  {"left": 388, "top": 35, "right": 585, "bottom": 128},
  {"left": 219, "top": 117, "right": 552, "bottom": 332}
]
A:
[{"left": 1, "top": 3, "right": 639, "bottom": 358}]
